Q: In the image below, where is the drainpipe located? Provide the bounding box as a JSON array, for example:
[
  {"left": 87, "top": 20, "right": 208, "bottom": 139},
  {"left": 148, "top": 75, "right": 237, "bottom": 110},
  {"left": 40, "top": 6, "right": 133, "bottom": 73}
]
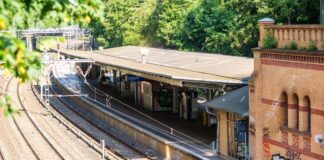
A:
[{"left": 205, "top": 106, "right": 220, "bottom": 154}]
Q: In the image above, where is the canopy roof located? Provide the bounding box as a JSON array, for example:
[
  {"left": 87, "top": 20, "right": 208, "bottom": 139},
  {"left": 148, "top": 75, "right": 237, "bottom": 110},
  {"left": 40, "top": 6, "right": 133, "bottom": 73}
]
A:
[
  {"left": 58, "top": 46, "right": 253, "bottom": 85},
  {"left": 205, "top": 86, "right": 249, "bottom": 116}
]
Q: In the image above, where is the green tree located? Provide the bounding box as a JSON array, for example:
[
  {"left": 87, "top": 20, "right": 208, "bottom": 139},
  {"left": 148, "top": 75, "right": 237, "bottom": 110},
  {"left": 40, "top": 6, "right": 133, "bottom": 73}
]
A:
[
  {"left": 258, "top": 0, "right": 319, "bottom": 24},
  {"left": 179, "top": 0, "right": 233, "bottom": 52},
  {"left": 153, "top": 0, "right": 198, "bottom": 49},
  {"left": 94, "top": 0, "right": 158, "bottom": 48},
  {"left": 0, "top": 0, "right": 103, "bottom": 116},
  {"left": 90, "top": 0, "right": 319, "bottom": 56}
]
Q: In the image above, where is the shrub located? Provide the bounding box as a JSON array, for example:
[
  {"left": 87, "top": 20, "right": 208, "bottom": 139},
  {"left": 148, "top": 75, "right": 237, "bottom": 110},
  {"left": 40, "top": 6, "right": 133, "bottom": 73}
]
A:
[
  {"left": 299, "top": 46, "right": 307, "bottom": 51},
  {"left": 284, "top": 41, "right": 297, "bottom": 50},
  {"left": 263, "top": 31, "right": 277, "bottom": 49},
  {"left": 290, "top": 41, "right": 298, "bottom": 50},
  {"left": 321, "top": 44, "right": 324, "bottom": 50},
  {"left": 283, "top": 45, "right": 290, "bottom": 50},
  {"left": 306, "top": 41, "right": 317, "bottom": 51},
  {"left": 96, "top": 36, "right": 109, "bottom": 48}
]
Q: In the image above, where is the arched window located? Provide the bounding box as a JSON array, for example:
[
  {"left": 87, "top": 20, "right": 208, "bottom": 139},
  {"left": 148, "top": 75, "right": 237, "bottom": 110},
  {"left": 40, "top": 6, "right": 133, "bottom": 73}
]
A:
[
  {"left": 288, "top": 94, "right": 299, "bottom": 129},
  {"left": 300, "top": 96, "right": 311, "bottom": 132},
  {"left": 279, "top": 92, "right": 288, "bottom": 126}
]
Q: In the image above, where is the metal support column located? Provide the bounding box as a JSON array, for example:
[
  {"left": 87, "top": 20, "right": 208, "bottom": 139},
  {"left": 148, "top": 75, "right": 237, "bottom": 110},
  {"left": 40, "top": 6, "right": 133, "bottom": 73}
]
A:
[
  {"left": 172, "top": 86, "right": 179, "bottom": 114},
  {"left": 113, "top": 70, "right": 117, "bottom": 89},
  {"left": 207, "top": 89, "right": 212, "bottom": 100}
]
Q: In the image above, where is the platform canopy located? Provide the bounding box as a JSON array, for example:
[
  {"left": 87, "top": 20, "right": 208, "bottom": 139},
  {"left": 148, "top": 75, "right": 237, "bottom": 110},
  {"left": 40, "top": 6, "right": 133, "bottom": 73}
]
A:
[
  {"left": 205, "top": 86, "right": 249, "bottom": 116},
  {"left": 56, "top": 46, "right": 253, "bottom": 86}
]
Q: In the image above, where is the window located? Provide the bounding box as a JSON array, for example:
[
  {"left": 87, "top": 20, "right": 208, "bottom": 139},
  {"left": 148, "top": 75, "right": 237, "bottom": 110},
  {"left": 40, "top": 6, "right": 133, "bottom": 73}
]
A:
[
  {"left": 300, "top": 96, "right": 311, "bottom": 132},
  {"left": 280, "top": 92, "right": 288, "bottom": 126}
]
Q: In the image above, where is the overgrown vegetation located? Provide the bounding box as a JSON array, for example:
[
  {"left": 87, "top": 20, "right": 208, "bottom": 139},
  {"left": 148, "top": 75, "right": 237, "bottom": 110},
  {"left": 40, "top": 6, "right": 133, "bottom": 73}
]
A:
[
  {"left": 90, "top": 0, "right": 319, "bottom": 57},
  {"left": 283, "top": 41, "right": 298, "bottom": 50},
  {"left": 306, "top": 41, "right": 317, "bottom": 51},
  {"left": 263, "top": 31, "right": 277, "bottom": 49},
  {"left": 38, "top": 37, "right": 66, "bottom": 51},
  {"left": 299, "top": 41, "right": 318, "bottom": 52}
]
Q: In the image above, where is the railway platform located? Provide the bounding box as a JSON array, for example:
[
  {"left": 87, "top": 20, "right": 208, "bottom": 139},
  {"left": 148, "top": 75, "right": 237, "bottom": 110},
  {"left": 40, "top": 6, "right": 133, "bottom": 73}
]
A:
[{"left": 89, "top": 79, "right": 216, "bottom": 145}]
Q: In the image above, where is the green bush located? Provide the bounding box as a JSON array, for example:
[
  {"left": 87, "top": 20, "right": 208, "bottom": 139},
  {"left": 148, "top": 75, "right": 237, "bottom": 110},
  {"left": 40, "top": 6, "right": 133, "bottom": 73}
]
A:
[
  {"left": 283, "top": 41, "right": 298, "bottom": 50},
  {"left": 96, "top": 36, "right": 109, "bottom": 48},
  {"left": 58, "top": 37, "right": 65, "bottom": 42},
  {"left": 321, "top": 44, "right": 324, "bottom": 50},
  {"left": 263, "top": 31, "right": 277, "bottom": 49},
  {"left": 299, "top": 46, "right": 307, "bottom": 51},
  {"left": 306, "top": 41, "right": 317, "bottom": 51}
]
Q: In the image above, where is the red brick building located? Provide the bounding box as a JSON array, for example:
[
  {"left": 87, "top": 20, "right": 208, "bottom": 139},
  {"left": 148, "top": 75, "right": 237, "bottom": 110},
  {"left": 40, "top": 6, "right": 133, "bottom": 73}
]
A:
[{"left": 249, "top": 18, "right": 324, "bottom": 159}]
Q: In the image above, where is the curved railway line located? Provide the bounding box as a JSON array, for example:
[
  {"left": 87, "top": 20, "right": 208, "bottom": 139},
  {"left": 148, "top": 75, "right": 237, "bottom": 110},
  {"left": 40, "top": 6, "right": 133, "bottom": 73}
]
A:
[{"left": 4, "top": 76, "right": 64, "bottom": 160}]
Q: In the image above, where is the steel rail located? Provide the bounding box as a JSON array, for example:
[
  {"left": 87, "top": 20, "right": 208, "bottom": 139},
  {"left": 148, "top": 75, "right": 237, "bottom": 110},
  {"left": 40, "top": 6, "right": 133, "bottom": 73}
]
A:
[
  {"left": 16, "top": 82, "right": 65, "bottom": 159},
  {"left": 4, "top": 76, "right": 40, "bottom": 160}
]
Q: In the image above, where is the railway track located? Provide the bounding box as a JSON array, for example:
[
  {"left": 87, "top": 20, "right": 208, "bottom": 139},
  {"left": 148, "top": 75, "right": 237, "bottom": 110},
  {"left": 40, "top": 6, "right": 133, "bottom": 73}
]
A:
[
  {"left": 4, "top": 76, "right": 64, "bottom": 160},
  {"left": 33, "top": 71, "right": 152, "bottom": 159}
]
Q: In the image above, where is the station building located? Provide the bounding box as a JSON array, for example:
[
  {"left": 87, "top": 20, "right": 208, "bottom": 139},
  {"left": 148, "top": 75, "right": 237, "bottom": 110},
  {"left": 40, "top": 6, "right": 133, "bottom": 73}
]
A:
[{"left": 249, "top": 18, "right": 324, "bottom": 160}]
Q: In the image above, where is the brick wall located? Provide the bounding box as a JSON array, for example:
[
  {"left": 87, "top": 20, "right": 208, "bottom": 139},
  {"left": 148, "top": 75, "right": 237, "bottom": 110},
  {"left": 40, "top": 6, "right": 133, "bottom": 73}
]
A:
[{"left": 249, "top": 48, "right": 324, "bottom": 160}]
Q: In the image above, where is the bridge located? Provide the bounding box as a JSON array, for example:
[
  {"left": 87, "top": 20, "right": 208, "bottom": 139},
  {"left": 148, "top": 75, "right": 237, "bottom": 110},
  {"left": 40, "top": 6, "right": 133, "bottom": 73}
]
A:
[{"left": 0, "top": 26, "right": 92, "bottom": 51}]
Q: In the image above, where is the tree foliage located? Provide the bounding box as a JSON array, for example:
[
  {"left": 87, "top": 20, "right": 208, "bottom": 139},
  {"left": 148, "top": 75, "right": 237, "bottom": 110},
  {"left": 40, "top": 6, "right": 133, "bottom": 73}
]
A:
[
  {"left": 91, "top": 0, "right": 319, "bottom": 56},
  {"left": 0, "top": 0, "right": 103, "bottom": 116}
]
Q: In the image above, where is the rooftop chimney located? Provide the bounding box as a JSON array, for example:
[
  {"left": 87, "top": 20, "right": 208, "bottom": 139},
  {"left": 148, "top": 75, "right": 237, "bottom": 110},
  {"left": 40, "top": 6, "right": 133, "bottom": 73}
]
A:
[{"left": 140, "top": 48, "right": 149, "bottom": 64}]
